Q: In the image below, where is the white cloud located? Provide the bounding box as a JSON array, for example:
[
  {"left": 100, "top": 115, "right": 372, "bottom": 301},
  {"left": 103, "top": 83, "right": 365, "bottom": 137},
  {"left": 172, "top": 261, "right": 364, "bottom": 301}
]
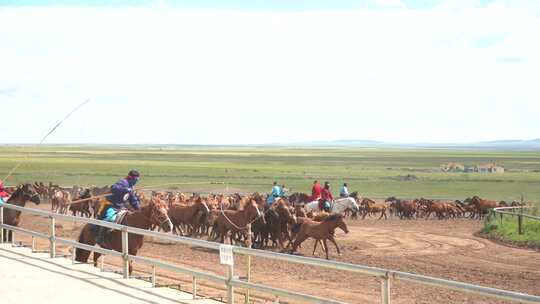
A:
[{"left": 0, "top": 4, "right": 538, "bottom": 144}]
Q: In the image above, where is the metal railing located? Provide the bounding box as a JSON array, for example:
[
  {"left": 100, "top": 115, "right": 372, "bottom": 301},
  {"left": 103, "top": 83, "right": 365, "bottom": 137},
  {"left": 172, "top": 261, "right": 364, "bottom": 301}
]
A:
[
  {"left": 1, "top": 203, "right": 540, "bottom": 304},
  {"left": 492, "top": 206, "right": 540, "bottom": 235}
]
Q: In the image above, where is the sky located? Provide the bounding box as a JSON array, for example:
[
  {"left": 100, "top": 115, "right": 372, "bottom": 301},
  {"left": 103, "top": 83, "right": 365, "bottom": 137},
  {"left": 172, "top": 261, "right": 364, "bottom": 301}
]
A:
[{"left": 0, "top": 0, "right": 539, "bottom": 145}]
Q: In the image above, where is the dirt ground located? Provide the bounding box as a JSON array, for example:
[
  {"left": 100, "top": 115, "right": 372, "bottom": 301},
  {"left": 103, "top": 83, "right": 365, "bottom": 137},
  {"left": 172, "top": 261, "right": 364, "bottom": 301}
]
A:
[{"left": 12, "top": 204, "right": 540, "bottom": 304}]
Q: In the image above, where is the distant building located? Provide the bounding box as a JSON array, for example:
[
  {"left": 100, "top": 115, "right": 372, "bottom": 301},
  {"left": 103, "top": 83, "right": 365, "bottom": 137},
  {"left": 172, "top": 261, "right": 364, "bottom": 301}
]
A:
[
  {"left": 441, "top": 162, "right": 465, "bottom": 172},
  {"left": 476, "top": 163, "right": 505, "bottom": 173}
]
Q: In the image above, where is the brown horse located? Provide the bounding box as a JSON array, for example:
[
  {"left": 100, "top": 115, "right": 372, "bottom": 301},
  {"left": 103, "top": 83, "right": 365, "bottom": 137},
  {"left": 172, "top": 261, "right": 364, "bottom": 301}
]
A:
[
  {"left": 213, "top": 199, "right": 262, "bottom": 245},
  {"left": 275, "top": 201, "right": 297, "bottom": 247},
  {"left": 2, "top": 183, "right": 41, "bottom": 242},
  {"left": 290, "top": 214, "right": 349, "bottom": 260},
  {"left": 360, "top": 198, "right": 388, "bottom": 220},
  {"left": 74, "top": 198, "right": 173, "bottom": 275},
  {"left": 168, "top": 196, "right": 210, "bottom": 236},
  {"left": 465, "top": 196, "right": 500, "bottom": 219},
  {"left": 69, "top": 189, "right": 92, "bottom": 217}
]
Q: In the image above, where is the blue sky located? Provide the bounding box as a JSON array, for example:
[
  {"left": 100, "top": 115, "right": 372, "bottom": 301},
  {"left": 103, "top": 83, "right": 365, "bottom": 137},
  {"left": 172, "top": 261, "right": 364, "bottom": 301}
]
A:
[
  {"left": 0, "top": 0, "right": 521, "bottom": 11},
  {"left": 0, "top": 0, "right": 539, "bottom": 144}
]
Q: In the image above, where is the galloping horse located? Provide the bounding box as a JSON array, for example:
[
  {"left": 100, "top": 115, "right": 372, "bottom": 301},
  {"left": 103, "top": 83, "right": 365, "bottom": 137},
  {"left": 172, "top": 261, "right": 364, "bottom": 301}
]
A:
[
  {"left": 290, "top": 214, "right": 349, "bottom": 260},
  {"left": 75, "top": 198, "right": 173, "bottom": 275},
  {"left": 304, "top": 197, "right": 359, "bottom": 215},
  {"left": 1, "top": 183, "right": 41, "bottom": 242}
]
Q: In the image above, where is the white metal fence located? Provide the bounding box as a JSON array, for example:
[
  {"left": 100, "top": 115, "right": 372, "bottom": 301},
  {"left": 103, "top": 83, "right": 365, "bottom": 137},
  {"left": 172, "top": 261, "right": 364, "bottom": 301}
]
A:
[
  {"left": 1, "top": 203, "right": 540, "bottom": 304},
  {"left": 491, "top": 206, "right": 540, "bottom": 235}
]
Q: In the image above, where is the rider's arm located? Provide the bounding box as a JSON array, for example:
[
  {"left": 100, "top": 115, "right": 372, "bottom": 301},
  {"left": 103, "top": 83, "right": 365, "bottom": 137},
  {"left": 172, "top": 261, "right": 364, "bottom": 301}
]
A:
[{"left": 128, "top": 190, "right": 141, "bottom": 210}]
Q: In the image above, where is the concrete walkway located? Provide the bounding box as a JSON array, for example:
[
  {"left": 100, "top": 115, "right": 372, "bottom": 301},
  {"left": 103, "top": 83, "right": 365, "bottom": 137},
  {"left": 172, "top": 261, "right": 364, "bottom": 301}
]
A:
[{"left": 0, "top": 244, "right": 222, "bottom": 304}]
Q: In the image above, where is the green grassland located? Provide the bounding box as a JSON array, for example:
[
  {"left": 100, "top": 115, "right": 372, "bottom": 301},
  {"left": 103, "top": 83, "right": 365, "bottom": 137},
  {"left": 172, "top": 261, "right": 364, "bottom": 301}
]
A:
[
  {"left": 481, "top": 207, "right": 540, "bottom": 248},
  {"left": 1, "top": 145, "right": 540, "bottom": 203}
]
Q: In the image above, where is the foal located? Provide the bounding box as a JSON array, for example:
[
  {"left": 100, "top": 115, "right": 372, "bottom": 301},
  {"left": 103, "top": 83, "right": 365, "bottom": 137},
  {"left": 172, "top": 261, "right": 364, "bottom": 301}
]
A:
[{"left": 290, "top": 214, "right": 349, "bottom": 260}]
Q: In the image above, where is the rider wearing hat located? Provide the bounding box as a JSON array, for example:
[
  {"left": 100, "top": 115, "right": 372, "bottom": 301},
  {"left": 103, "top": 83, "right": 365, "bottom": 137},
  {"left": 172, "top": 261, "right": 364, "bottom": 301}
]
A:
[{"left": 96, "top": 170, "right": 141, "bottom": 245}]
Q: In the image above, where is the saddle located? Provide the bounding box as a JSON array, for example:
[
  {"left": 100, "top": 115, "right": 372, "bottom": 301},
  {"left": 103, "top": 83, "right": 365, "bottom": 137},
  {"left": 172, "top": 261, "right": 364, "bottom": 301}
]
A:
[{"left": 115, "top": 209, "right": 128, "bottom": 224}]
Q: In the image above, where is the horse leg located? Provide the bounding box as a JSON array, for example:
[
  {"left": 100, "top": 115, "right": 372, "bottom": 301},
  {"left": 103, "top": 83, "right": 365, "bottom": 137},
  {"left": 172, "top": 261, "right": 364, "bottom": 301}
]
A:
[
  {"left": 291, "top": 233, "right": 308, "bottom": 253},
  {"left": 323, "top": 239, "right": 330, "bottom": 260},
  {"left": 312, "top": 240, "right": 319, "bottom": 256},
  {"left": 329, "top": 236, "right": 341, "bottom": 256},
  {"left": 93, "top": 252, "right": 101, "bottom": 267}
]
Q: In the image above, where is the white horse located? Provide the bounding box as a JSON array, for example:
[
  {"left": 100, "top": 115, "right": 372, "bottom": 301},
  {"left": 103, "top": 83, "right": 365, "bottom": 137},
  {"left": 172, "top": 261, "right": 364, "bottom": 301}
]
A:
[{"left": 304, "top": 197, "right": 359, "bottom": 215}]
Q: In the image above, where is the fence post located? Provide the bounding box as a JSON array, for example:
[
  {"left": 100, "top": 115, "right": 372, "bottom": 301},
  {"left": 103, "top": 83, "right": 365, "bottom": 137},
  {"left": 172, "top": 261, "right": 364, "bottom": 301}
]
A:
[
  {"left": 245, "top": 223, "right": 252, "bottom": 304},
  {"left": 518, "top": 214, "right": 523, "bottom": 235},
  {"left": 100, "top": 255, "right": 105, "bottom": 272},
  {"left": 227, "top": 264, "right": 235, "bottom": 304},
  {"left": 49, "top": 216, "right": 56, "bottom": 258},
  {"left": 121, "top": 227, "right": 129, "bottom": 279},
  {"left": 381, "top": 273, "right": 391, "bottom": 304},
  {"left": 31, "top": 236, "right": 35, "bottom": 252},
  {"left": 0, "top": 206, "right": 4, "bottom": 243},
  {"left": 192, "top": 277, "right": 197, "bottom": 300},
  {"left": 152, "top": 265, "right": 156, "bottom": 288}
]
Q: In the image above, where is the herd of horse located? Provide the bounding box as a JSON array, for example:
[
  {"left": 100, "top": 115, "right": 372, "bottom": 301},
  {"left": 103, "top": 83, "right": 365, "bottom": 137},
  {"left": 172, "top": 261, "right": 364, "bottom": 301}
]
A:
[{"left": 1, "top": 182, "right": 522, "bottom": 274}]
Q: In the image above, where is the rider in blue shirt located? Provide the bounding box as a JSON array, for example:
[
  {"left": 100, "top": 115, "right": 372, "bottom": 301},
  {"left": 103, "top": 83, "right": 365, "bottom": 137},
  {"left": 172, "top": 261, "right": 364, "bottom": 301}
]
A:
[
  {"left": 340, "top": 183, "right": 349, "bottom": 198},
  {"left": 266, "top": 181, "right": 282, "bottom": 206},
  {"left": 96, "top": 170, "right": 141, "bottom": 245}
]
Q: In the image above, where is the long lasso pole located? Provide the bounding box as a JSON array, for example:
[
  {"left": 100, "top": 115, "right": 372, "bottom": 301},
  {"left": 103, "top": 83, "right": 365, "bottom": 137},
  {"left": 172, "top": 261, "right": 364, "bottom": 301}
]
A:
[{"left": 2, "top": 99, "right": 91, "bottom": 183}]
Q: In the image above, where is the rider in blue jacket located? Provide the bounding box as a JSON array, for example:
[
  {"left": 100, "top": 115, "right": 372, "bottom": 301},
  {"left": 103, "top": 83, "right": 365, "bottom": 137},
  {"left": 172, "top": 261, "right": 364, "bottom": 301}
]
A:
[
  {"left": 96, "top": 170, "right": 141, "bottom": 245},
  {"left": 266, "top": 181, "right": 282, "bottom": 206}
]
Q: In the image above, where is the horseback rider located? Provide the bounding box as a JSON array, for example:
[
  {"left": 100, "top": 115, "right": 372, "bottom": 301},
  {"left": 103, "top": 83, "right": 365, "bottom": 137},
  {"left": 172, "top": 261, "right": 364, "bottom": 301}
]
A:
[
  {"left": 319, "top": 181, "right": 333, "bottom": 212},
  {"left": 0, "top": 180, "right": 10, "bottom": 206},
  {"left": 96, "top": 170, "right": 141, "bottom": 245},
  {"left": 310, "top": 180, "right": 322, "bottom": 202},
  {"left": 340, "top": 183, "right": 349, "bottom": 198},
  {"left": 266, "top": 181, "right": 282, "bottom": 206}
]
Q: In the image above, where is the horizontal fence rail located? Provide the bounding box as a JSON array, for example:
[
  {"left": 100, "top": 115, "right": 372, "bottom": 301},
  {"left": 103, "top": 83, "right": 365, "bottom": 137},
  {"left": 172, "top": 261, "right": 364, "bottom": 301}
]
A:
[
  {"left": 492, "top": 206, "right": 540, "bottom": 235},
  {"left": 1, "top": 203, "right": 540, "bottom": 304}
]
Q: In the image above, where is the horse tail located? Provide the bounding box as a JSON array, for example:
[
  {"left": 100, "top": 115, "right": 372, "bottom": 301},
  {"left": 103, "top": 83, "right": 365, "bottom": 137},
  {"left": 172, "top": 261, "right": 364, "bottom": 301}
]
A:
[{"left": 75, "top": 225, "right": 93, "bottom": 263}]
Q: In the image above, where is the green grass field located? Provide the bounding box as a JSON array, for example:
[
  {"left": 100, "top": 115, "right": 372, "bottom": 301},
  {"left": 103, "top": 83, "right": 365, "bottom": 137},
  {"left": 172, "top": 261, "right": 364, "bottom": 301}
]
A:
[
  {"left": 481, "top": 207, "right": 540, "bottom": 248},
  {"left": 1, "top": 145, "right": 540, "bottom": 204}
]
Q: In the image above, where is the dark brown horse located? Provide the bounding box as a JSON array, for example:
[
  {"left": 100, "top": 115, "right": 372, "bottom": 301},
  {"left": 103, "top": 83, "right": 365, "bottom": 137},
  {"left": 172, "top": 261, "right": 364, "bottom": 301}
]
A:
[
  {"left": 69, "top": 188, "right": 92, "bottom": 217},
  {"left": 75, "top": 198, "right": 173, "bottom": 274},
  {"left": 2, "top": 183, "right": 41, "bottom": 242},
  {"left": 290, "top": 214, "right": 349, "bottom": 260},
  {"left": 275, "top": 201, "right": 297, "bottom": 247},
  {"left": 464, "top": 196, "right": 500, "bottom": 219},
  {"left": 289, "top": 192, "right": 311, "bottom": 207}
]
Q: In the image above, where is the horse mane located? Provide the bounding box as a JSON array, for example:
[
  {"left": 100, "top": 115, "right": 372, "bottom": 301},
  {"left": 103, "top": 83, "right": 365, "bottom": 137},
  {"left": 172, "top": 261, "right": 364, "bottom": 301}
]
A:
[{"left": 323, "top": 214, "right": 342, "bottom": 222}]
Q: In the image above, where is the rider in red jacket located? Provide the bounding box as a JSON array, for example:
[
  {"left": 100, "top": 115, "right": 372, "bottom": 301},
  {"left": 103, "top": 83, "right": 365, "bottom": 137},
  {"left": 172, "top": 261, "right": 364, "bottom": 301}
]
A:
[
  {"left": 0, "top": 180, "right": 10, "bottom": 204},
  {"left": 319, "top": 182, "right": 333, "bottom": 211},
  {"left": 310, "top": 180, "right": 322, "bottom": 201}
]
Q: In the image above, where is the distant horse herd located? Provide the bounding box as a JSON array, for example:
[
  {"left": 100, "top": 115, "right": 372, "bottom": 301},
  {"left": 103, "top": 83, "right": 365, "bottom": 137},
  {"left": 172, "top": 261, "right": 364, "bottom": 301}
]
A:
[{"left": 1, "top": 182, "right": 527, "bottom": 271}]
